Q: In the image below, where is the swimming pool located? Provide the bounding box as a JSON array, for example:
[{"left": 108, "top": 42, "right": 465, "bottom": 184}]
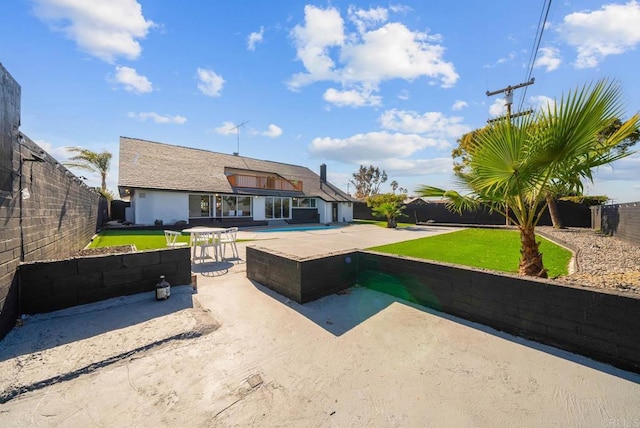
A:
[{"left": 256, "top": 225, "right": 345, "bottom": 233}]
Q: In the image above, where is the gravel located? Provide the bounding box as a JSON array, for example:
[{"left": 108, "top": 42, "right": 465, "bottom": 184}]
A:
[{"left": 536, "top": 226, "right": 640, "bottom": 294}]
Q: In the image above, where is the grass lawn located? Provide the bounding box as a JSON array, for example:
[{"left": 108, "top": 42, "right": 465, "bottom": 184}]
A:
[
  {"left": 352, "top": 219, "right": 415, "bottom": 228},
  {"left": 87, "top": 230, "right": 191, "bottom": 251},
  {"left": 367, "top": 228, "right": 572, "bottom": 277}
]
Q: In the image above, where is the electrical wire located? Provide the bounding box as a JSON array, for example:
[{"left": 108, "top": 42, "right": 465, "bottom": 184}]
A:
[{"left": 519, "top": 0, "right": 553, "bottom": 111}]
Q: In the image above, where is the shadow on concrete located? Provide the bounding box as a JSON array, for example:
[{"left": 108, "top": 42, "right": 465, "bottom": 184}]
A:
[
  {"left": 250, "top": 281, "right": 640, "bottom": 384},
  {"left": 191, "top": 260, "right": 237, "bottom": 277},
  {"left": 0, "top": 286, "right": 195, "bottom": 362}
]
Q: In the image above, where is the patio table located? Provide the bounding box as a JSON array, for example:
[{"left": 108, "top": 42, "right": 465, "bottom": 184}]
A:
[{"left": 182, "top": 227, "right": 227, "bottom": 263}]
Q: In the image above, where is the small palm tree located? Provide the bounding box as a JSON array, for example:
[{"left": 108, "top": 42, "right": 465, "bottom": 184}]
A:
[
  {"left": 418, "top": 79, "right": 639, "bottom": 278},
  {"left": 63, "top": 147, "right": 112, "bottom": 192},
  {"left": 367, "top": 193, "right": 407, "bottom": 228}
]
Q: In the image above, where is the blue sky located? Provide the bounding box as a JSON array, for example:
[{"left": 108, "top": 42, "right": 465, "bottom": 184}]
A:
[{"left": 2, "top": 0, "right": 639, "bottom": 202}]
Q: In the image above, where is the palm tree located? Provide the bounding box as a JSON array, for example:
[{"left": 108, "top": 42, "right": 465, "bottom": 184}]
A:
[
  {"left": 367, "top": 193, "right": 407, "bottom": 228},
  {"left": 63, "top": 147, "right": 112, "bottom": 193},
  {"left": 418, "top": 79, "right": 639, "bottom": 278}
]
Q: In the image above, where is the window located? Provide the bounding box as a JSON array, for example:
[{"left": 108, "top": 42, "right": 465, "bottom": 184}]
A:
[
  {"left": 265, "top": 197, "right": 290, "bottom": 219},
  {"left": 189, "top": 195, "right": 211, "bottom": 217},
  {"left": 190, "top": 194, "right": 252, "bottom": 218},
  {"left": 292, "top": 198, "right": 316, "bottom": 208}
]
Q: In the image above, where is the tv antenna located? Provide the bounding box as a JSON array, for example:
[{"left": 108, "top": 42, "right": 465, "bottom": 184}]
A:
[{"left": 230, "top": 120, "right": 249, "bottom": 155}]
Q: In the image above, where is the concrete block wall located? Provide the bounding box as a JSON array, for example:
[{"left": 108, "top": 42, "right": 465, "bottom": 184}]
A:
[
  {"left": 19, "top": 247, "right": 192, "bottom": 314},
  {"left": 246, "top": 247, "right": 640, "bottom": 374},
  {"left": 1, "top": 63, "right": 102, "bottom": 338},
  {"left": 246, "top": 247, "right": 357, "bottom": 303},
  {"left": 592, "top": 203, "right": 640, "bottom": 246}
]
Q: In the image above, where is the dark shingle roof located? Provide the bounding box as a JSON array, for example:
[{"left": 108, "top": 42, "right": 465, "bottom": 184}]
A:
[{"left": 118, "top": 137, "right": 354, "bottom": 202}]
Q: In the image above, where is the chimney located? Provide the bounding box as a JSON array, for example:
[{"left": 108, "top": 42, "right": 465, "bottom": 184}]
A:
[{"left": 320, "top": 164, "right": 327, "bottom": 183}]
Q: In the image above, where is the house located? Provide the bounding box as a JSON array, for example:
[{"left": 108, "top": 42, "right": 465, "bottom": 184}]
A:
[{"left": 117, "top": 137, "right": 355, "bottom": 226}]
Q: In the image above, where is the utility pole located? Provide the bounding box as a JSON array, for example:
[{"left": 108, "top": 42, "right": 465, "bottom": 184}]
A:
[
  {"left": 230, "top": 120, "right": 249, "bottom": 156},
  {"left": 486, "top": 77, "right": 535, "bottom": 122},
  {"left": 486, "top": 78, "right": 535, "bottom": 225}
]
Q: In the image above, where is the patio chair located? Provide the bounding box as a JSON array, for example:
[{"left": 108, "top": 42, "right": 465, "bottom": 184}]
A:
[
  {"left": 194, "top": 232, "right": 220, "bottom": 263},
  {"left": 164, "top": 230, "right": 188, "bottom": 248},
  {"left": 219, "top": 227, "right": 239, "bottom": 260}
]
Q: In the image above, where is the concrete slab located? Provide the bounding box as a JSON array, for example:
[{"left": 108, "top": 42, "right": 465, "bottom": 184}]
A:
[{"left": 1, "top": 224, "right": 639, "bottom": 427}]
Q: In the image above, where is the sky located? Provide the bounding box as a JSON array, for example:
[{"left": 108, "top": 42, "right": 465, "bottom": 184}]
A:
[{"left": 2, "top": 0, "right": 639, "bottom": 203}]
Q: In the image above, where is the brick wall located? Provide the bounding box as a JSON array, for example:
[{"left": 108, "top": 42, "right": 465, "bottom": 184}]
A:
[
  {"left": 246, "top": 247, "right": 640, "bottom": 374},
  {"left": 591, "top": 203, "right": 640, "bottom": 246},
  {"left": 0, "top": 63, "right": 101, "bottom": 338},
  {"left": 19, "top": 248, "right": 192, "bottom": 314}
]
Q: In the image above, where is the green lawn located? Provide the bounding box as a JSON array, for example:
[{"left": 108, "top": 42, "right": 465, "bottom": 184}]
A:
[
  {"left": 88, "top": 230, "right": 191, "bottom": 250},
  {"left": 352, "top": 219, "right": 415, "bottom": 228},
  {"left": 367, "top": 228, "right": 572, "bottom": 277}
]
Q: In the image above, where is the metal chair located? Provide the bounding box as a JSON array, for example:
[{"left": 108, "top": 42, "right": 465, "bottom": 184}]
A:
[{"left": 164, "top": 230, "right": 188, "bottom": 248}]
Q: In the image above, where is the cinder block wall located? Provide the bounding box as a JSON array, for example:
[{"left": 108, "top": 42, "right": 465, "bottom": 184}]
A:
[
  {"left": 19, "top": 248, "right": 192, "bottom": 314},
  {"left": 246, "top": 246, "right": 640, "bottom": 374},
  {"left": 246, "top": 247, "right": 358, "bottom": 303},
  {"left": 592, "top": 203, "right": 640, "bottom": 246},
  {"left": 0, "top": 63, "right": 101, "bottom": 338}
]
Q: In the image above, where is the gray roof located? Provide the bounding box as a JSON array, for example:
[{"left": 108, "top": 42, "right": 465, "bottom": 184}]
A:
[{"left": 118, "top": 137, "right": 354, "bottom": 202}]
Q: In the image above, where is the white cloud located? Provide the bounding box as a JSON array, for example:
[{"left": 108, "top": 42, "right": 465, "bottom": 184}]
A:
[
  {"left": 247, "top": 26, "right": 264, "bottom": 51},
  {"left": 197, "top": 68, "right": 225, "bottom": 97},
  {"left": 127, "top": 112, "right": 186, "bottom": 124},
  {"left": 288, "top": 5, "right": 458, "bottom": 105},
  {"left": 397, "top": 90, "right": 410, "bottom": 100},
  {"left": 323, "top": 87, "right": 382, "bottom": 107},
  {"left": 496, "top": 52, "right": 516, "bottom": 64},
  {"left": 452, "top": 100, "right": 468, "bottom": 111},
  {"left": 113, "top": 66, "right": 152, "bottom": 93},
  {"left": 289, "top": 5, "right": 345, "bottom": 89},
  {"left": 348, "top": 5, "right": 388, "bottom": 33},
  {"left": 529, "top": 95, "right": 555, "bottom": 112},
  {"left": 534, "top": 47, "right": 562, "bottom": 72},
  {"left": 309, "top": 132, "right": 444, "bottom": 163},
  {"left": 215, "top": 121, "right": 236, "bottom": 135},
  {"left": 378, "top": 109, "right": 470, "bottom": 141},
  {"left": 33, "top": 0, "right": 154, "bottom": 63},
  {"left": 377, "top": 157, "right": 453, "bottom": 177},
  {"left": 489, "top": 98, "right": 507, "bottom": 117},
  {"left": 261, "top": 124, "right": 283, "bottom": 138},
  {"left": 560, "top": 1, "right": 640, "bottom": 68}
]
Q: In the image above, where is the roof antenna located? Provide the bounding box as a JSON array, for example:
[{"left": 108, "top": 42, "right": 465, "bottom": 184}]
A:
[{"left": 230, "top": 120, "right": 249, "bottom": 156}]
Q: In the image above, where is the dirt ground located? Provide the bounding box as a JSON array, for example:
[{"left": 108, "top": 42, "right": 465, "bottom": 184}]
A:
[{"left": 1, "top": 225, "right": 639, "bottom": 427}]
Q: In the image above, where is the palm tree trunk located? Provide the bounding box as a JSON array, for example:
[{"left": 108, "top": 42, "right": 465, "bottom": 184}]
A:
[
  {"left": 519, "top": 226, "right": 548, "bottom": 278},
  {"left": 545, "top": 193, "right": 564, "bottom": 229}
]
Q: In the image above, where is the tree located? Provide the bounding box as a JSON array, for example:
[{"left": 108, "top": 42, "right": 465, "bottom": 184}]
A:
[
  {"left": 418, "top": 79, "right": 639, "bottom": 278},
  {"left": 452, "top": 110, "right": 640, "bottom": 229},
  {"left": 350, "top": 165, "right": 387, "bottom": 199},
  {"left": 63, "top": 147, "right": 112, "bottom": 193},
  {"left": 367, "top": 192, "right": 407, "bottom": 228}
]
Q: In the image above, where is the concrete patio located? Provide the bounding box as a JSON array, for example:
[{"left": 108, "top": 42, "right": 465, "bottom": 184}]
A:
[{"left": 1, "top": 224, "right": 639, "bottom": 427}]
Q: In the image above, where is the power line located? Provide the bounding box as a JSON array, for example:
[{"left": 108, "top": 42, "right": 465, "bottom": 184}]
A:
[{"left": 519, "top": 0, "right": 553, "bottom": 111}]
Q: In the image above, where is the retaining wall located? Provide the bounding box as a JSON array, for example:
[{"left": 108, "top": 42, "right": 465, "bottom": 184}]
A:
[
  {"left": 246, "top": 247, "right": 640, "bottom": 374},
  {"left": 246, "top": 247, "right": 357, "bottom": 303},
  {"left": 19, "top": 247, "right": 192, "bottom": 314}
]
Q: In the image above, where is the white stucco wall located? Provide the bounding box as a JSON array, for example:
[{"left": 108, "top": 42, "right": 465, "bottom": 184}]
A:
[
  {"left": 132, "top": 190, "right": 189, "bottom": 225},
  {"left": 338, "top": 202, "right": 353, "bottom": 222},
  {"left": 316, "top": 200, "right": 353, "bottom": 223}
]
